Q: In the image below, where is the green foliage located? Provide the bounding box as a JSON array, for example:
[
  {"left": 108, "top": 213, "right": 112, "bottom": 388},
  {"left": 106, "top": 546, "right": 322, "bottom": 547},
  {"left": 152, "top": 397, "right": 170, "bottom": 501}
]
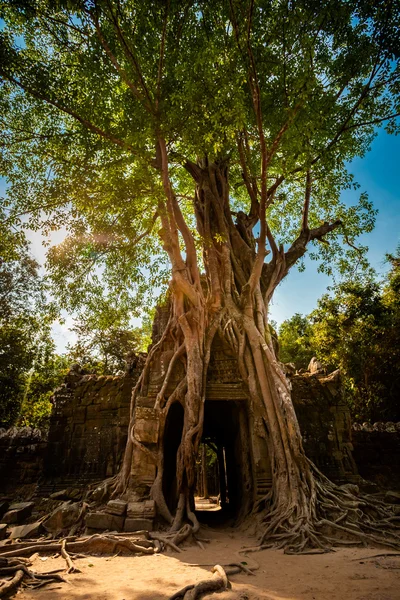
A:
[
  {"left": 278, "top": 314, "right": 314, "bottom": 370},
  {"left": 19, "top": 341, "right": 69, "bottom": 428},
  {"left": 0, "top": 0, "right": 398, "bottom": 317},
  {"left": 0, "top": 241, "right": 38, "bottom": 427},
  {"left": 0, "top": 225, "right": 60, "bottom": 427},
  {"left": 310, "top": 252, "right": 400, "bottom": 422},
  {"left": 0, "top": 319, "right": 35, "bottom": 427},
  {"left": 0, "top": 2, "right": 399, "bottom": 422},
  {"left": 66, "top": 305, "right": 152, "bottom": 374}
]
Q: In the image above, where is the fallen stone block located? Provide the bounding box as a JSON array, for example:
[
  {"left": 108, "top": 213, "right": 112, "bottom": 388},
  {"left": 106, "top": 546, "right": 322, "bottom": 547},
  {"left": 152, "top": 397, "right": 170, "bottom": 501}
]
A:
[
  {"left": 43, "top": 501, "right": 81, "bottom": 533},
  {"left": 3, "top": 502, "right": 34, "bottom": 524},
  {"left": 0, "top": 502, "right": 9, "bottom": 519},
  {"left": 385, "top": 491, "right": 400, "bottom": 504},
  {"left": 124, "top": 518, "right": 153, "bottom": 532},
  {"left": 0, "top": 524, "right": 8, "bottom": 540},
  {"left": 105, "top": 500, "right": 127, "bottom": 516},
  {"left": 85, "top": 512, "right": 124, "bottom": 531},
  {"left": 50, "top": 488, "right": 83, "bottom": 501},
  {"left": 9, "top": 521, "right": 43, "bottom": 540}
]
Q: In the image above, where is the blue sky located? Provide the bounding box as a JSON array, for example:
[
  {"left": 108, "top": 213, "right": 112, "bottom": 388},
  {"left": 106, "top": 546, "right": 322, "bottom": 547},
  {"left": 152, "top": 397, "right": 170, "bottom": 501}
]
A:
[
  {"left": 1, "top": 129, "right": 399, "bottom": 351},
  {"left": 269, "top": 129, "right": 400, "bottom": 326}
]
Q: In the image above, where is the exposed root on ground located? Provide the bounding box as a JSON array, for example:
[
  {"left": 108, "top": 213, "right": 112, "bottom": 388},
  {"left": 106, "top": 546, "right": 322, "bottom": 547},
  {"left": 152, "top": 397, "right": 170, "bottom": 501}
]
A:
[
  {"left": 0, "top": 533, "right": 156, "bottom": 560},
  {"left": 0, "top": 532, "right": 161, "bottom": 597},
  {"left": 61, "top": 538, "right": 81, "bottom": 574},
  {"left": 169, "top": 562, "right": 257, "bottom": 600},
  {"left": 250, "top": 461, "right": 400, "bottom": 554},
  {"left": 0, "top": 557, "right": 66, "bottom": 597}
]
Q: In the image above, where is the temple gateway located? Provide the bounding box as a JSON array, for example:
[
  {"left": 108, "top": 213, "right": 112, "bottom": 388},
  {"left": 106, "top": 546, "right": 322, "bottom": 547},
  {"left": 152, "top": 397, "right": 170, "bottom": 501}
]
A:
[{"left": 44, "top": 304, "right": 359, "bottom": 526}]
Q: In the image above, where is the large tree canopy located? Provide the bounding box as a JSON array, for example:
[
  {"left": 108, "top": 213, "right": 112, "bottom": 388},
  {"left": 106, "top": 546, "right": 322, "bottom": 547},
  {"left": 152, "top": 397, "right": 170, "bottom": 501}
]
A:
[{"left": 1, "top": 0, "right": 400, "bottom": 552}]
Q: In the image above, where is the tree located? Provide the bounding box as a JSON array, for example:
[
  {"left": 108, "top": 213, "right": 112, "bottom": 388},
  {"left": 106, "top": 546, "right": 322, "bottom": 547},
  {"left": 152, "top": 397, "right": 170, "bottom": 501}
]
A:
[
  {"left": 67, "top": 319, "right": 151, "bottom": 374},
  {"left": 0, "top": 224, "right": 52, "bottom": 427},
  {"left": 0, "top": 214, "right": 61, "bottom": 427},
  {"left": 1, "top": 0, "right": 400, "bottom": 551},
  {"left": 18, "top": 338, "right": 69, "bottom": 428},
  {"left": 278, "top": 313, "right": 314, "bottom": 369},
  {"left": 65, "top": 297, "right": 152, "bottom": 373},
  {"left": 311, "top": 251, "right": 400, "bottom": 422}
]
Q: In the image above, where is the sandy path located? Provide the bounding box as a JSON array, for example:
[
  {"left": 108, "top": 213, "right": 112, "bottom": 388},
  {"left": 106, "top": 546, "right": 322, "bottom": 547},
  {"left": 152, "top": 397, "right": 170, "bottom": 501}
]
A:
[{"left": 18, "top": 527, "right": 400, "bottom": 600}]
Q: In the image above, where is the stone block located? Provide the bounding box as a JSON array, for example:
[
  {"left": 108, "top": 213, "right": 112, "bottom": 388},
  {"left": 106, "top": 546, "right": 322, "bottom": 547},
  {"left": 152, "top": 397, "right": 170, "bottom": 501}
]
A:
[
  {"left": 43, "top": 502, "right": 80, "bottom": 533},
  {"left": 117, "top": 408, "right": 130, "bottom": 427},
  {"left": 127, "top": 502, "right": 144, "bottom": 518},
  {"left": 124, "top": 518, "right": 153, "bottom": 532},
  {"left": 134, "top": 410, "right": 159, "bottom": 444},
  {"left": 86, "top": 405, "right": 101, "bottom": 421},
  {"left": 0, "top": 501, "right": 9, "bottom": 519},
  {"left": 385, "top": 491, "right": 400, "bottom": 504},
  {"left": 0, "top": 524, "right": 7, "bottom": 540},
  {"left": 143, "top": 500, "right": 156, "bottom": 518},
  {"left": 105, "top": 500, "right": 127, "bottom": 516},
  {"left": 131, "top": 449, "right": 156, "bottom": 483},
  {"left": 73, "top": 406, "right": 87, "bottom": 424},
  {"left": 9, "top": 521, "right": 42, "bottom": 540},
  {"left": 50, "top": 488, "right": 83, "bottom": 501},
  {"left": 85, "top": 512, "right": 124, "bottom": 531},
  {"left": 3, "top": 502, "right": 34, "bottom": 524}
]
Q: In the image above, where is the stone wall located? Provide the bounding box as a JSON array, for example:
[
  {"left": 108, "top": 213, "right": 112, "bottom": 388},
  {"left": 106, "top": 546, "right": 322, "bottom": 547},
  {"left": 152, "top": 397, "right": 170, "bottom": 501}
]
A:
[
  {"left": 2, "top": 372, "right": 399, "bottom": 500},
  {"left": 0, "top": 427, "right": 47, "bottom": 493},
  {"left": 353, "top": 430, "right": 400, "bottom": 490},
  {"left": 45, "top": 368, "right": 140, "bottom": 482},
  {"left": 44, "top": 356, "right": 357, "bottom": 496},
  {"left": 291, "top": 371, "right": 357, "bottom": 482}
]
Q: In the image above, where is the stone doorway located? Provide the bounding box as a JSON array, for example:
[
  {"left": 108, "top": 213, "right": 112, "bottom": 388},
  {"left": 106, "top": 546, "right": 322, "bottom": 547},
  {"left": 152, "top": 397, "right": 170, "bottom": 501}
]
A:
[{"left": 195, "top": 399, "right": 254, "bottom": 524}]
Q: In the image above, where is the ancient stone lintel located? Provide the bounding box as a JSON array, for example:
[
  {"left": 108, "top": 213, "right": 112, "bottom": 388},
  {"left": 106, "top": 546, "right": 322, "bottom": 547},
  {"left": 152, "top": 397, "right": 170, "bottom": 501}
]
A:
[{"left": 205, "top": 383, "right": 247, "bottom": 401}]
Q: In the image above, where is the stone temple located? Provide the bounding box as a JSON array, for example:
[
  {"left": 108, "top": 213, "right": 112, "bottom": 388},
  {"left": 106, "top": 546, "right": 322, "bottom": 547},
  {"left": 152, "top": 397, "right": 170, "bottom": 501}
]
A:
[
  {"left": 2, "top": 306, "right": 400, "bottom": 533},
  {"left": 43, "top": 304, "right": 359, "bottom": 525}
]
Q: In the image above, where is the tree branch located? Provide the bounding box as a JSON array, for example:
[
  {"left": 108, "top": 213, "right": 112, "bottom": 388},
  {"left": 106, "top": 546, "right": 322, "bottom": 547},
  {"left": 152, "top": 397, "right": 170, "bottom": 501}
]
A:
[
  {"left": 0, "top": 71, "right": 137, "bottom": 153},
  {"left": 104, "top": 0, "right": 155, "bottom": 112},
  {"left": 156, "top": 2, "right": 169, "bottom": 112},
  {"left": 302, "top": 170, "right": 312, "bottom": 232},
  {"left": 91, "top": 8, "right": 151, "bottom": 112}
]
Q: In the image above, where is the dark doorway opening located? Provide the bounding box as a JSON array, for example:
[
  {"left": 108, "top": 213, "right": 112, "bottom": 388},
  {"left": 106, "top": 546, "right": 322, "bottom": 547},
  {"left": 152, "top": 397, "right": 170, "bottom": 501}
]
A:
[
  {"left": 195, "top": 400, "right": 253, "bottom": 525},
  {"left": 162, "top": 402, "right": 184, "bottom": 514}
]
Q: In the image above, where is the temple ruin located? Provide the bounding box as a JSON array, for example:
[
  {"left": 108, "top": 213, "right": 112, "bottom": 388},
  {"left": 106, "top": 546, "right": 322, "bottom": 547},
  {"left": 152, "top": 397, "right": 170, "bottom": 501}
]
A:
[
  {"left": 43, "top": 305, "right": 358, "bottom": 525},
  {"left": 2, "top": 305, "right": 399, "bottom": 534}
]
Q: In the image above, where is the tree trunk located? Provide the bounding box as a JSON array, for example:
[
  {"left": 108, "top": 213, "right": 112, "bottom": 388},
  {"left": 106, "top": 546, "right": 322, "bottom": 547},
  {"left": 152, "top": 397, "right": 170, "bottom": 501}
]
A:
[{"left": 101, "top": 159, "right": 400, "bottom": 553}]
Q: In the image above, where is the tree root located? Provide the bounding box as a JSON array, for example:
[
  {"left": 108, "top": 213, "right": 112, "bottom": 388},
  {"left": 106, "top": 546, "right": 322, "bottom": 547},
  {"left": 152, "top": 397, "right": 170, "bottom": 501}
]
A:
[
  {"left": 0, "top": 557, "right": 66, "bottom": 598},
  {"left": 61, "top": 539, "right": 80, "bottom": 574},
  {"left": 352, "top": 553, "right": 400, "bottom": 561},
  {"left": 251, "top": 461, "right": 400, "bottom": 554},
  {"left": 168, "top": 561, "right": 258, "bottom": 600},
  {"left": 169, "top": 565, "right": 229, "bottom": 600},
  {"left": 0, "top": 534, "right": 156, "bottom": 559},
  {"left": 0, "top": 533, "right": 162, "bottom": 596},
  {"left": 0, "top": 568, "right": 24, "bottom": 598}
]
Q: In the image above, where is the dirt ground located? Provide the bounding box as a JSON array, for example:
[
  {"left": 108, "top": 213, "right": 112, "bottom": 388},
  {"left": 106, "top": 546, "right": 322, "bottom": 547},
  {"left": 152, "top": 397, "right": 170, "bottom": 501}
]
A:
[{"left": 17, "top": 527, "right": 400, "bottom": 600}]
